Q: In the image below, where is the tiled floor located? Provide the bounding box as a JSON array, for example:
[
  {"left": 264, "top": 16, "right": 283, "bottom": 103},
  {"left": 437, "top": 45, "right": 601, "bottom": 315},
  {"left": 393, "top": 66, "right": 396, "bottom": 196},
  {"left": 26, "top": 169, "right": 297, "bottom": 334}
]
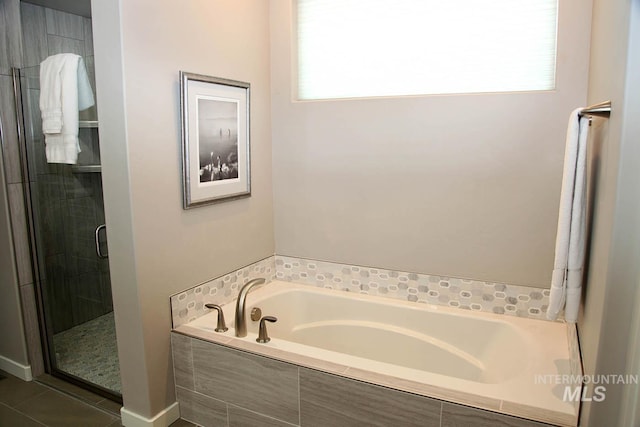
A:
[
  {"left": 0, "top": 370, "right": 195, "bottom": 427},
  {"left": 53, "top": 312, "right": 122, "bottom": 394}
]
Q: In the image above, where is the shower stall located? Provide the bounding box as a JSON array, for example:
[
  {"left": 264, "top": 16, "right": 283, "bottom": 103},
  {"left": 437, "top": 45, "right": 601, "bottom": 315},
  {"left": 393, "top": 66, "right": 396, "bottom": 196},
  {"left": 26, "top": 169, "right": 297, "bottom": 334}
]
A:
[{"left": 11, "top": 1, "right": 121, "bottom": 400}]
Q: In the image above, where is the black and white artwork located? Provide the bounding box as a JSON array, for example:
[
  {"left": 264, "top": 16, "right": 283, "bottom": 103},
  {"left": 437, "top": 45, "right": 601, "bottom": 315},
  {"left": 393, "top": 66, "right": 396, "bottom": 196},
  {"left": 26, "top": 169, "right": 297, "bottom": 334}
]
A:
[
  {"left": 180, "top": 72, "right": 250, "bottom": 209},
  {"left": 197, "top": 98, "right": 239, "bottom": 183}
]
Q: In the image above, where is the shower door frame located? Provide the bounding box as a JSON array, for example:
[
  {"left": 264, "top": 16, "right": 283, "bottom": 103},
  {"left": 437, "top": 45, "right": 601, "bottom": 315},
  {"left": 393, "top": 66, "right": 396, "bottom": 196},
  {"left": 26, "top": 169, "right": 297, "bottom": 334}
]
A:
[{"left": 11, "top": 67, "right": 122, "bottom": 404}]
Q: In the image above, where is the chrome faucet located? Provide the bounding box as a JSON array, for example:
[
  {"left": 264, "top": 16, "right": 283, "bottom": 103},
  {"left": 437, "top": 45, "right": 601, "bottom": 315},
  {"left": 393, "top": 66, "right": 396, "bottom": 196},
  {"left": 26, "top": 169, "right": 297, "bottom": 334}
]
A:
[{"left": 234, "top": 278, "right": 266, "bottom": 337}]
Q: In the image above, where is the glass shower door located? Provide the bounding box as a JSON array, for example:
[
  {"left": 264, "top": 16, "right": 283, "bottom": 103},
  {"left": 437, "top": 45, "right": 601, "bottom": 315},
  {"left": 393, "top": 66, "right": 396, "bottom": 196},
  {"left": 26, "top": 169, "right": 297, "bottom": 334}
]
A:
[{"left": 16, "top": 63, "right": 121, "bottom": 399}]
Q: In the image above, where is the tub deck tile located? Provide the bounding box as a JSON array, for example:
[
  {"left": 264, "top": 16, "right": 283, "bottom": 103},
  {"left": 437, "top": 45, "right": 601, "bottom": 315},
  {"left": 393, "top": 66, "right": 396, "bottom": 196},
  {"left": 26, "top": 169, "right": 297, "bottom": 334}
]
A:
[
  {"left": 228, "top": 404, "right": 298, "bottom": 427},
  {"left": 343, "top": 366, "right": 502, "bottom": 413},
  {"left": 226, "top": 338, "right": 350, "bottom": 377},
  {"left": 299, "top": 368, "right": 441, "bottom": 427},
  {"left": 191, "top": 340, "right": 299, "bottom": 425},
  {"left": 176, "top": 386, "right": 228, "bottom": 427},
  {"left": 171, "top": 333, "right": 195, "bottom": 390},
  {"left": 500, "top": 401, "right": 575, "bottom": 427},
  {"left": 442, "top": 402, "right": 556, "bottom": 427}
]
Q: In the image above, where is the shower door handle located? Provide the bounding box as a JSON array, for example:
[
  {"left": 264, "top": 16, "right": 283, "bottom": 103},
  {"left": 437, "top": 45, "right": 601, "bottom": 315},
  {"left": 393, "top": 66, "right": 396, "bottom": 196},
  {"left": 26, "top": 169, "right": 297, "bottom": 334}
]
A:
[{"left": 95, "top": 224, "right": 108, "bottom": 259}]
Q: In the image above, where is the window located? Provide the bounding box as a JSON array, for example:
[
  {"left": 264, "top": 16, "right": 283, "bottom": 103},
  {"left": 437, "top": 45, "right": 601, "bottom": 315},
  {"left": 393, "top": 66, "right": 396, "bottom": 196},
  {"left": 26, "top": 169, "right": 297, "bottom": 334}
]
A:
[{"left": 297, "top": 0, "right": 558, "bottom": 100}]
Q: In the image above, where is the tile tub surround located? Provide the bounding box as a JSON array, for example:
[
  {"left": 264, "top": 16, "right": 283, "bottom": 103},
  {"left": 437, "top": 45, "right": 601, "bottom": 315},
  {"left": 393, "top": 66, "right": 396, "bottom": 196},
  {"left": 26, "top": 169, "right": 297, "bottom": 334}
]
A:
[
  {"left": 170, "top": 255, "right": 555, "bottom": 327},
  {"left": 173, "top": 282, "right": 579, "bottom": 426},
  {"left": 170, "top": 256, "right": 276, "bottom": 327},
  {"left": 276, "top": 255, "right": 553, "bottom": 321},
  {"left": 171, "top": 333, "right": 558, "bottom": 427}
]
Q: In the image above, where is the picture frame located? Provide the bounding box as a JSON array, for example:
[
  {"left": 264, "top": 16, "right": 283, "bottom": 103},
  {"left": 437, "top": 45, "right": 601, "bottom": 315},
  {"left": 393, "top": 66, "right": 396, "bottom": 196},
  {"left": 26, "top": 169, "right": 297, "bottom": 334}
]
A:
[{"left": 180, "top": 71, "right": 251, "bottom": 209}]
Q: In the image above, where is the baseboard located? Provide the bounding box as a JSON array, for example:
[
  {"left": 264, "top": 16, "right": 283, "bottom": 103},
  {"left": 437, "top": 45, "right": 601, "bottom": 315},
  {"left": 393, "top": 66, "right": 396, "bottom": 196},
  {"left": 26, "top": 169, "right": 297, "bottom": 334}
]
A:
[
  {"left": 120, "top": 402, "right": 180, "bottom": 427},
  {"left": 0, "top": 355, "right": 32, "bottom": 381}
]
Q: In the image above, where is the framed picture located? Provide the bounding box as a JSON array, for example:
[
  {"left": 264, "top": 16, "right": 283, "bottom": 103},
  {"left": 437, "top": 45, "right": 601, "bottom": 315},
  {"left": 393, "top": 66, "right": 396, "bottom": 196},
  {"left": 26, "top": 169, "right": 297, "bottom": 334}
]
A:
[{"left": 180, "top": 71, "right": 251, "bottom": 208}]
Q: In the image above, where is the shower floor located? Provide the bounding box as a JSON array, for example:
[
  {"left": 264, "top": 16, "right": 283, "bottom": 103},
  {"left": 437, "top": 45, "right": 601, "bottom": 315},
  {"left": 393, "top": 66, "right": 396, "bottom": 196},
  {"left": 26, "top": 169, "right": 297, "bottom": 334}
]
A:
[{"left": 53, "top": 312, "right": 121, "bottom": 394}]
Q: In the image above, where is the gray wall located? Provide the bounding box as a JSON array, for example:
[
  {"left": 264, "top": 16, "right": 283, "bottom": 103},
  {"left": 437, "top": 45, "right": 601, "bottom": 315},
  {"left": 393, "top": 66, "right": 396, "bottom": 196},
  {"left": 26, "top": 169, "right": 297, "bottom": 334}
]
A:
[
  {"left": 579, "top": 0, "right": 640, "bottom": 425},
  {"left": 270, "top": 0, "right": 592, "bottom": 289},
  {"left": 92, "top": 0, "right": 274, "bottom": 419}
]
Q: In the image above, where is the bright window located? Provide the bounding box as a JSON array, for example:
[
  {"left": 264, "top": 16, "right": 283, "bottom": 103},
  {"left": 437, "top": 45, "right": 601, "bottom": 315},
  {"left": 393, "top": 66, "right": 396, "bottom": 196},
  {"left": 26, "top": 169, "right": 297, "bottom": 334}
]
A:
[{"left": 297, "top": 0, "right": 558, "bottom": 100}]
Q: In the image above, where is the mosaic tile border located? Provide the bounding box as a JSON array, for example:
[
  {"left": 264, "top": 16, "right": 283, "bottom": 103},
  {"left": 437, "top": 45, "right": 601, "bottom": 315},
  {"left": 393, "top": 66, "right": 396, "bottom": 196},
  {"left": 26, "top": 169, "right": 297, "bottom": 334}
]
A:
[
  {"left": 275, "top": 255, "right": 554, "bottom": 321},
  {"left": 170, "top": 256, "right": 276, "bottom": 328},
  {"left": 170, "top": 254, "right": 559, "bottom": 327}
]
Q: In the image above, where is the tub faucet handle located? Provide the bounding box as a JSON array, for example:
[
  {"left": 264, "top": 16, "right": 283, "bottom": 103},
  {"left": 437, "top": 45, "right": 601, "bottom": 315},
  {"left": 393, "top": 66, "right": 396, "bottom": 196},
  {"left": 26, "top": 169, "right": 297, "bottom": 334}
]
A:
[
  {"left": 256, "top": 316, "right": 277, "bottom": 343},
  {"left": 205, "top": 304, "right": 228, "bottom": 333}
]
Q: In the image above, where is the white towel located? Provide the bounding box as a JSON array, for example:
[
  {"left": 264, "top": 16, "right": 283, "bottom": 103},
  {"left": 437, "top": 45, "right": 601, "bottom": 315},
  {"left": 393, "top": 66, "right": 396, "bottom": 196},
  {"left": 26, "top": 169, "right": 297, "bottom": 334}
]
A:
[
  {"left": 547, "top": 108, "right": 589, "bottom": 322},
  {"left": 39, "top": 54, "right": 95, "bottom": 164}
]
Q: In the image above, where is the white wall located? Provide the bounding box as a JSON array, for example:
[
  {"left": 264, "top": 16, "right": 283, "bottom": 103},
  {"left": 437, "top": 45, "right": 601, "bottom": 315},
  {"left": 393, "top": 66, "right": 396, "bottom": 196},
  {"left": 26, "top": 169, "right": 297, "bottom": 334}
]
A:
[
  {"left": 271, "top": 0, "right": 592, "bottom": 288},
  {"left": 92, "top": 0, "right": 274, "bottom": 419}
]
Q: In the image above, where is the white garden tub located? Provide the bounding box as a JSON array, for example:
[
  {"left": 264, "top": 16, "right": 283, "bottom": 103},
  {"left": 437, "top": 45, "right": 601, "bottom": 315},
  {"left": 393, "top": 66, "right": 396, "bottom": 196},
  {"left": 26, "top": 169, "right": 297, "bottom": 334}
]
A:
[{"left": 175, "top": 280, "right": 580, "bottom": 426}]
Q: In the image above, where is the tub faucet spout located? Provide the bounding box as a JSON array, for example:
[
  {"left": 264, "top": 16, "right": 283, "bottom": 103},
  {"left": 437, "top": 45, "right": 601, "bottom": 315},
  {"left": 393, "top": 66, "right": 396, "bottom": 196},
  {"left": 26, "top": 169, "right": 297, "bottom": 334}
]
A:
[{"left": 234, "top": 278, "right": 266, "bottom": 337}]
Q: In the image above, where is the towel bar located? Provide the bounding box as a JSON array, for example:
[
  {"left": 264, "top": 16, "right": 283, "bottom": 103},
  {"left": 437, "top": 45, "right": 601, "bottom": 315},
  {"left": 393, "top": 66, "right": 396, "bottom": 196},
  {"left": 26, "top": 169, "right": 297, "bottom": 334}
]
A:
[{"left": 579, "top": 101, "right": 611, "bottom": 118}]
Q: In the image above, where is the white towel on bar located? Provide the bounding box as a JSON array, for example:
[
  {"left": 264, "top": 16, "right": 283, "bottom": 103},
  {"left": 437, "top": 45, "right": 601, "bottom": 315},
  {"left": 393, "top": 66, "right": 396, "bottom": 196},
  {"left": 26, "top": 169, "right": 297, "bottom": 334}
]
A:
[
  {"left": 547, "top": 108, "right": 589, "bottom": 322},
  {"left": 39, "top": 53, "right": 95, "bottom": 164}
]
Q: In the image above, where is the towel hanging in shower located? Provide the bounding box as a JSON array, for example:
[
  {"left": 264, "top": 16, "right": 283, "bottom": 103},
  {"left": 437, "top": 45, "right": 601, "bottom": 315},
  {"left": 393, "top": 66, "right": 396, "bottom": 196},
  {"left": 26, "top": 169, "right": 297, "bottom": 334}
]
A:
[
  {"left": 547, "top": 108, "right": 589, "bottom": 323},
  {"left": 39, "top": 53, "right": 95, "bottom": 164}
]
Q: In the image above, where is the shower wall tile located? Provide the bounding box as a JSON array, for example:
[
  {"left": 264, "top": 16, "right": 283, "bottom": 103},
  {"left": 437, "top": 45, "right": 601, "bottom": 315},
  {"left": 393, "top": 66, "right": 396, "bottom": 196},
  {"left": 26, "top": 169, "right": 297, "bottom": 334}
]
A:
[
  {"left": 80, "top": 54, "right": 97, "bottom": 121},
  {"left": 34, "top": 170, "right": 106, "bottom": 332},
  {"left": 7, "top": 183, "right": 33, "bottom": 285},
  {"left": 25, "top": 89, "right": 42, "bottom": 144},
  {"left": 47, "top": 35, "right": 84, "bottom": 57},
  {"left": 276, "top": 255, "right": 553, "bottom": 322},
  {"left": 83, "top": 18, "right": 93, "bottom": 57},
  {"left": 99, "top": 269, "right": 113, "bottom": 311},
  {"left": 0, "top": 0, "right": 23, "bottom": 74},
  {"left": 65, "top": 197, "right": 98, "bottom": 276},
  {"left": 94, "top": 179, "right": 105, "bottom": 224},
  {"left": 36, "top": 170, "right": 65, "bottom": 199},
  {"left": 64, "top": 171, "right": 96, "bottom": 199},
  {"left": 28, "top": 137, "right": 48, "bottom": 180},
  {"left": 44, "top": 254, "right": 73, "bottom": 333},
  {"left": 70, "top": 271, "right": 102, "bottom": 304},
  {"left": 45, "top": 8, "right": 84, "bottom": 40},
  {"left": 77, "top": 128, "right": 100, "bottom": 165},
  {"left": 20, "top": 2, "right": 48, "bottom": 68},
  {"left": 0, "top": 75, "right": 22, "bottom": 184},
  {"left": 34, "top": 176, "right": 67, "bottom": 257},
  {"left": 73, "top": 292, "right": 107, "bottom": 326},
  {"left": 0, "top": 2, "right": 11, "bottom": 74},
  {"left": 20, "top": 283, "right": 44, "bottom": 377},
  {"left": 170, "top": 256, "right": 277, "bottom": 327}
]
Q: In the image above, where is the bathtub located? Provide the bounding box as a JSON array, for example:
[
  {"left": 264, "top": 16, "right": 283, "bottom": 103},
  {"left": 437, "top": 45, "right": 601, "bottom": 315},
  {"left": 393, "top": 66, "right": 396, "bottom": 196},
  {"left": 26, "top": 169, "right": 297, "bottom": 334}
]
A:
[{"left": 175, "top": 280, "right": 580, "bottom": 426}]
